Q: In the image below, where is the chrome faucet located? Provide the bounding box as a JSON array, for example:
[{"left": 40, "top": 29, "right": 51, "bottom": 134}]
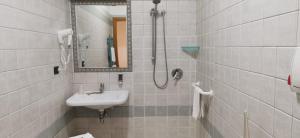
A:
[{"left": 86, "top": 83, "right": 104, "bottom": 95}]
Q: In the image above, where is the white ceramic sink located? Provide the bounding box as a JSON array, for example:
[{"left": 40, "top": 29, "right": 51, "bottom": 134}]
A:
[{"left": 66, "top": 90, "right": 128, "bottom": 111}]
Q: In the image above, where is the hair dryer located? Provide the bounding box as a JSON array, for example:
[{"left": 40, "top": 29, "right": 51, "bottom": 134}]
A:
[
  {"left": 58, "top": 29, "right": 73, "bottom": 47},
  {"left": 57, "top": 29, "right": 73, "bottom": 71}
]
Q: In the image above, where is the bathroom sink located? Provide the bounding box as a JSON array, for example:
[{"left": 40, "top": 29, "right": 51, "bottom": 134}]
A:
[{"left": 66, "top": 90, "right": 129, "bottom": 111}]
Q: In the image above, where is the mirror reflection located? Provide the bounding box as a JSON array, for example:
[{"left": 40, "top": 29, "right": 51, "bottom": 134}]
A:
[{"left": 76, "top": 5, "right": 127, "bottom": 68}]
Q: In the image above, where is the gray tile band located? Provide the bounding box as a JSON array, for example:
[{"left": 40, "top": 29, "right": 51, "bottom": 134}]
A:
[
  {"left": 37, "top": 105, "right": 192, "bottom": 138},
  {"left": 74, "top": 106, "right": 192, "bottom": 118}
]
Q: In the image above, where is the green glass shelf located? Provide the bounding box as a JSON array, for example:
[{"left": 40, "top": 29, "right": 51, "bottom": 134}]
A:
[{"left": 181, "top": 46, "right": 200, "bottom": 58}]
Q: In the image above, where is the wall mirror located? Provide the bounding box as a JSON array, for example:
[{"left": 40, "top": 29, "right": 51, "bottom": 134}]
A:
[{"left": 71, "top": 0, "right": 132, "bottom": 72}]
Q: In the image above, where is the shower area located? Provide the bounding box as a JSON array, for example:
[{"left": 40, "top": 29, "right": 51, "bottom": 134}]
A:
[{"left": 69, "top": 0, "right": 200, "bottom": 137}]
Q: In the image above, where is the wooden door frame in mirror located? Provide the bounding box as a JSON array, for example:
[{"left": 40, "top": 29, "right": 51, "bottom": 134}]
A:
[{"left": 71, "top": 0, "right": 132, "bottom": 72}]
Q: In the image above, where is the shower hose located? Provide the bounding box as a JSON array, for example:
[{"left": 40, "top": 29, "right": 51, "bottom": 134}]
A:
[{"left": 152, "top": 12, "right": 168, "bottom": 89}]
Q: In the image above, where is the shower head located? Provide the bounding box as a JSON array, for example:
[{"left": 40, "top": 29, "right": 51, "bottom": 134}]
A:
[{"left": 153, "top": 0, "right": 161, "bottom": 4}]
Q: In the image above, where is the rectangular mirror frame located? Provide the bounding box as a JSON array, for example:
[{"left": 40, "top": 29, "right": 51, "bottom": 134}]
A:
[{"left": 71, "top": 0, "right": 132, "bottom": 72}]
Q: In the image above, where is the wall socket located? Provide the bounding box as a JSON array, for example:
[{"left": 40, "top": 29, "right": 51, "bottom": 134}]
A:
[{"left": 54, "top": 66, "right": 59, "bottom": 75}]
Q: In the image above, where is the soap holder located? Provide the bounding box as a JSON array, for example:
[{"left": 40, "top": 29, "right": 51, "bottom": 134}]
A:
[{"left": 181, "top": 46, "right": 200, "bottom": 58}]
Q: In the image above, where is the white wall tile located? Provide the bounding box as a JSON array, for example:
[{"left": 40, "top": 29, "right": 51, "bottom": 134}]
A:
[
  {"left": 261, "top": 48, "right": 276, "bottom": 76},
  {"left": 274, "top": 109, "right": 292, "bottom": 138},
  {"left": 249, "top": 121, "right": 273, "bottom": 138},
  {"left": 132, "top": 12, "right": 144, "bottom": 25},
  {"left": 131, "top": 1, "right": 144, "bottom": 13},
  {"left": 292, "top": 94, "right": 300, "bottom": 120},
  {"left": 0, "top": 116, "right": 11, "bottom": 137},
  {"left": 276, "top": 47, "right": 295, "bottom": 79},
  {"left": 197, "top": 0, "right": 300, "bottom": 137},
  {"left": 7, "top": 91, "right": 21, "bottom": 114},
  {"left": 0, "top": 0, "right": 72, "bottom": 137},
  {"left": 248, "top": 97, "right": 274, "bottom": 134},
  {"left": 241, "top": 20, "right": 263, "bottom": 46},
  {"left": 239, "top": 47, "right": 262, "bottom": 72},
  {"left": 242, "top": 0, "right": 264, "bottom": 22},
  {"left": 263, "top": 16, "right": 279, "bottom": 46},
  {"left": 263, "top": 0, "right": 298, "bottom": 18},
  {"left": 0, "top": 95, "right": 9, "bottom": 118},
  {"left": 277, "top": 12, "right": 298, "bottom": 46},
  {"left": 275, "top": 79, "right": 294, "bottom": 115},
  {"left": 292, "top": 118, "right": 300, "bottom": 138}
]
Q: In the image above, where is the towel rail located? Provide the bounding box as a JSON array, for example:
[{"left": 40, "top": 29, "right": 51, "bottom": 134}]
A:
[{"left": 192, "top": 82, "right": 213, "bottom": 96}]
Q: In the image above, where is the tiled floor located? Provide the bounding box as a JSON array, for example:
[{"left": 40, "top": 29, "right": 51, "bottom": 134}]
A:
[{"left": 71, "top": 116, "right": 201, "bottom": 138}]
